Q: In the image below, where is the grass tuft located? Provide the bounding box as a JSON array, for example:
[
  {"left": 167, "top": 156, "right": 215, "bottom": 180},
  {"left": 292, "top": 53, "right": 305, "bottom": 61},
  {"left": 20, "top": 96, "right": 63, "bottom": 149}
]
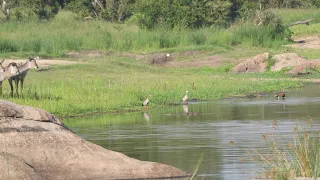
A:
[{"left": 249, "top": 121, "right": 320, "bottom": 180}]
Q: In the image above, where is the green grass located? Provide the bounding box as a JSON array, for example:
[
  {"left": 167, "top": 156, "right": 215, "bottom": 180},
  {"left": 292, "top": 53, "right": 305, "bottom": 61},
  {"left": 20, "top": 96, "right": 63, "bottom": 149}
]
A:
[
  {"left": 273, "top": 8, "right": 320, "bottom": 24},
  {"left": 0, "top": 56, "right": 308, "bottom": 117},
  {"left": 273, "top": 8, "right": 320, "bottom": 35},
  {"left": 0, "top": 11, "right": 292, "bottom": 57},
  {"left": 0, "top": 9, "right": 319, "bottom": 117}
]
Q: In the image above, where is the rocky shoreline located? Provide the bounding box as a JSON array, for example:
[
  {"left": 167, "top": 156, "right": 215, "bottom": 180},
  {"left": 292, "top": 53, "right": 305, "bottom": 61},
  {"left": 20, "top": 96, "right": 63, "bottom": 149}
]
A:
[{"left": 0, "top": 100, "right": 189, "bottom": 180}]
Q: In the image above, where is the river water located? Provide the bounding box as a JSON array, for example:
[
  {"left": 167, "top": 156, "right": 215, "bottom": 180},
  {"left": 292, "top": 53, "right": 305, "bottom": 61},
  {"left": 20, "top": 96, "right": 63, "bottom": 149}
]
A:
[{"left": 63, "top": 85, "right": 320, "bottom": 180}]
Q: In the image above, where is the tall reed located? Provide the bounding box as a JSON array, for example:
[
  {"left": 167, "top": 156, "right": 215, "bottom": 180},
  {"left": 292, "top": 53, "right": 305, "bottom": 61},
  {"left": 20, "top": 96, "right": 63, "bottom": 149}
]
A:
[{"left": 249, "top": 121, "right": 320, "bottom": 180}]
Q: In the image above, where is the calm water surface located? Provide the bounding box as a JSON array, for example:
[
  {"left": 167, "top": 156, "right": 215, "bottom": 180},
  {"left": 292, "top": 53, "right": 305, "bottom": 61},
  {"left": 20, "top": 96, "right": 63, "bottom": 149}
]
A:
[{"left": 63, "top": 85, "right": 320, "bottom": 180}]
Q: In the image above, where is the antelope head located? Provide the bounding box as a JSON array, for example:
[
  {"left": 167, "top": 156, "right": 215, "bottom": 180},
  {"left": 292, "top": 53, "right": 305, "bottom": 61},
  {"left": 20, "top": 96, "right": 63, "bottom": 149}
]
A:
[
  {"left": 28, "top": 56, "right": 39, "bottom": 69},
  {"left": 0, "top": 59, "right": 5, "bottom": 72}
]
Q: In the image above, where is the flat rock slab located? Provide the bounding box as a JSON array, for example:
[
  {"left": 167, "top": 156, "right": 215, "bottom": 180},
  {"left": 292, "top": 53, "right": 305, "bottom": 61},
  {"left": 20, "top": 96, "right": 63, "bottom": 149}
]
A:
[{"left": 0, "top": 100, "right": 189, "bottom": 180}]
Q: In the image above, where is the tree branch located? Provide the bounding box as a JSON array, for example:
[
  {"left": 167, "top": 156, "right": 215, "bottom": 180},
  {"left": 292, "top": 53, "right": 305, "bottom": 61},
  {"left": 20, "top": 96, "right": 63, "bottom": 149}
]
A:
[{"left": 289, "top": 19, "right": 312, "bottom": 27}]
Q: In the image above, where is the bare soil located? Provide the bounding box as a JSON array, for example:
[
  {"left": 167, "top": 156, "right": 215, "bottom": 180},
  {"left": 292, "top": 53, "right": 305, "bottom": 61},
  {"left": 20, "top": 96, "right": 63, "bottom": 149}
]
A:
[
  {"left": 287, "top": 35, "right": 320, "bottom": 49},
  {"left": 164, "top": 54, "right": 240, "bottom": 68},
  {"left": 2, "top": 59, "right": 80, "bottom": 67}
]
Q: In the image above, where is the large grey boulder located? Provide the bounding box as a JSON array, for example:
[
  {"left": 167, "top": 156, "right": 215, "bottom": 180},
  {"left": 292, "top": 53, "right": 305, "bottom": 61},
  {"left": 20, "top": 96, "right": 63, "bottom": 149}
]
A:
[{"left": 0, "top": 100, "right": 189, "bottom": 180}]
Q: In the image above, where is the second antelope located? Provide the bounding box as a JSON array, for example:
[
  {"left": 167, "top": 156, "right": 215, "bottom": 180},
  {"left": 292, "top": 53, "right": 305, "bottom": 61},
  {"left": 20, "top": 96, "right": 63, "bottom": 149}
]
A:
[
  {"left": 0, "top": 60, "right": 20, "bottom": 95},
  {"left": 9, "top": 57, "right": 39, "bottom": 96}
]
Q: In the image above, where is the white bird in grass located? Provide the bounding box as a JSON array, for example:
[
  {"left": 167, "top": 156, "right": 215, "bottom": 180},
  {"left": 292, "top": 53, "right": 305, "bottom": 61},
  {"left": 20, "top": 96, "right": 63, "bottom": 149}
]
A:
[
  {"left": 143, "top": 94, "right": 151, "bottom": 106},
  {"left": 182, "top": 90, "right": 189, "bottom": 104}
]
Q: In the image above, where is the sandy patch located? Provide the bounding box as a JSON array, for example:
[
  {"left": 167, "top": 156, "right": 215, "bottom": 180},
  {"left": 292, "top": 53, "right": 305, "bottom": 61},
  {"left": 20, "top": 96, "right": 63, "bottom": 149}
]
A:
[
  {"left": 287, "top": 35, "right": 320, "bottom": 49},
  {"left": 1, "top": 59, "right": 80, "bottom": 67},
  {"left": 164, "top": 55, "right": 239, "bottom": 68}
]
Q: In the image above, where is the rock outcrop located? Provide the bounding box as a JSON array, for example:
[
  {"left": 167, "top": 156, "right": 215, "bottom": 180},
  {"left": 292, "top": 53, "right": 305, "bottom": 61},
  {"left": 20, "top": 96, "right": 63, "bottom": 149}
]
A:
[
  {"left": 232, "top": 52, "right": 320, "bottom": 74},
  {"left": 270, "top": 53, "right": 320, "bottom": 74},
  {"left": 231, "top": 52, "right": 269, "bottom": 73},
  {"left": 0, "top": 100, "right": 189, "bottom": 180}
]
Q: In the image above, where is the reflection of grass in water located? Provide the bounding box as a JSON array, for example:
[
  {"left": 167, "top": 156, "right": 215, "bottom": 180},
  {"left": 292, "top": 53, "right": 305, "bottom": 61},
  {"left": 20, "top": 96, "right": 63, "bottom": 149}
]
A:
[{"left": 248, "top": 120, "right": 320, "bottom": 180}]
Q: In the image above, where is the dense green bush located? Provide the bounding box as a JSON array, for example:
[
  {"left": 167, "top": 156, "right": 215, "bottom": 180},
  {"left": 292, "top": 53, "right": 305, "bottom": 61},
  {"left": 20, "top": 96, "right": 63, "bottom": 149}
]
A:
[
  {"left": 67, "top": 0, "right": 135, "bottom": 21},
  {"left": 4, "top": 0, "right": 59, "bottom": 20}
]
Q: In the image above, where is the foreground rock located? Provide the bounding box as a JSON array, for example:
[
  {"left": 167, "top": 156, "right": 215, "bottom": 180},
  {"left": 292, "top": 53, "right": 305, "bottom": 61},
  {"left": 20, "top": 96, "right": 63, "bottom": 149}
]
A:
[{"left": 0, "top": 100, "right": 189, "bottom": 180}]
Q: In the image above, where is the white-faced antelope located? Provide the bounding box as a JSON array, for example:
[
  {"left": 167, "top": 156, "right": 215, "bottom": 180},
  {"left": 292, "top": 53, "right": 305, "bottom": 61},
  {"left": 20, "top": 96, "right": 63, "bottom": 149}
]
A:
[
  {"left": 8, "top": 57, "right": 39, "bottom": 96},
  {"left": 0, "top": 60, "right": 20, "bottom": 95},
  {"left": 143, "top": 94, "right": 151, "bottom": 106},
  {"left": 182, "top": 90, "right": 189, "bottom": 104}
]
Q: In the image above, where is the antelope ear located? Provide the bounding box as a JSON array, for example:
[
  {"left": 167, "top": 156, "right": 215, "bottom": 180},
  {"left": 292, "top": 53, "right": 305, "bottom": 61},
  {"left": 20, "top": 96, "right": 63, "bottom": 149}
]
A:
[
  {"left": 28, "top": 57, "right": 33, "bottom": 61},
  {"left": 0, "top": 59, "right": 4, "bottom": 64},
  {"left": 35, "top": 56, "right": 40, "bottom": 60}
]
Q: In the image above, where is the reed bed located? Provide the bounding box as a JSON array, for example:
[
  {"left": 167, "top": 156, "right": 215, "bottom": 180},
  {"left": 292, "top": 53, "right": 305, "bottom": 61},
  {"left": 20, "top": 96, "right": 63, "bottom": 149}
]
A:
[
  {"left": 249, "top": 121, "right": 320, "bottom": 180},
  {"left": 0, "top": 11, "right": 295, "bottom": 56}
]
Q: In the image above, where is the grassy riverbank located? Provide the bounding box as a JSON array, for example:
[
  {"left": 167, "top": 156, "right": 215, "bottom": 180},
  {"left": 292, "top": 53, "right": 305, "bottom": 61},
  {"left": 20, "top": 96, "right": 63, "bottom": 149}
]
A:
[
  {"left": 0, "top": 56, "right": 308, "bottom": 117},
  {"left": 0, "top": 9, "right": 319, "bottom": 117}
]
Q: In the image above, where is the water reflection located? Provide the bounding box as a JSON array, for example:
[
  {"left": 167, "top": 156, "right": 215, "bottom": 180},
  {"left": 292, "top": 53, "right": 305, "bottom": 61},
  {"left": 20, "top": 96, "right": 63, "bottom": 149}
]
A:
[
  {"left": 63, "top": 85, "right": 320, "bottom": 180},
  {"left": 183, "top": 104, "right": 188, "bottom": 115},
  {"left": 143, "top": 112, "right": 150, "bottom": 121}
]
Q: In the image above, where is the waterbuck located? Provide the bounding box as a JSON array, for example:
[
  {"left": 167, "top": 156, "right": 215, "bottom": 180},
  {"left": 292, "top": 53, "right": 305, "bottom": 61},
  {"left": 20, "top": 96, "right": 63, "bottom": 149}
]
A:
[
  {"left": 0, "top": 60, "right": 20, "bottom": 95},
  {"left": 9, "top": 57, "right": 39, "bottom": 96}
]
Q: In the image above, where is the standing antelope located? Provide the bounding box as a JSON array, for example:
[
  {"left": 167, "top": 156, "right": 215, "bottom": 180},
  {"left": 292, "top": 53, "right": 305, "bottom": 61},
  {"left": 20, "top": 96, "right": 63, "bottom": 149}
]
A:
[
  {"left": 9, "top": 57, "right": 39, "bottom": 96},
  {"left": 0, "top": 60, "right": 20, "bottom": 95}
]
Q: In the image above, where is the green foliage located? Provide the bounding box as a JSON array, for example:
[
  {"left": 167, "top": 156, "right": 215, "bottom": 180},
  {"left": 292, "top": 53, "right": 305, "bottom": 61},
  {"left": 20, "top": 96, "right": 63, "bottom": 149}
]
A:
[
  {"left": 0, "top": 10, "right": 293, "bottom": 56},
  {"left": 233, "top": 23, "right": 291, "bottom": 48},
  {"left": 244, "top": 0, "right": 320, "bottom": 9},
  {"left": 6, "top": 0, "right": 60, "bottom": 20},
  {"left": 134, "top": 0, "right": 234, "bottom": 29},
  {"left": 67, "top": 0, "right": 136, "bottom": 21},
  {"left": 0, "top": 39, "right": 18, "bottom": 52}
]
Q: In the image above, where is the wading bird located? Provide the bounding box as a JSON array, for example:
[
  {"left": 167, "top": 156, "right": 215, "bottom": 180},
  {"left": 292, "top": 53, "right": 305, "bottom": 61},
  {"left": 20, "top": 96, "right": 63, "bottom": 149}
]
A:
[
  {"left": 274, "top": 89, "right": 285, "bottom": 100},
  {"left": 182, "top": 90, "right": 189, "bottom": 104},
  {"left": 143, "top": 94, "right": 151, "bottom": 106},
  {"left": 9, "top": 57, "right": 39, "bottom": 96},
  {"left": 0, "top": 61, "right": 20, "bottom": 95}
]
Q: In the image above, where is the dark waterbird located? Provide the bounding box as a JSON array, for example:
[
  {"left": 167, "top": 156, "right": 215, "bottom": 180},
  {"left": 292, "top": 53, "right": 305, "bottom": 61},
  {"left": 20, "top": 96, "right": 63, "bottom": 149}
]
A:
[{"left": 274, "top": 89, "right": 285, "bottom": 100}]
